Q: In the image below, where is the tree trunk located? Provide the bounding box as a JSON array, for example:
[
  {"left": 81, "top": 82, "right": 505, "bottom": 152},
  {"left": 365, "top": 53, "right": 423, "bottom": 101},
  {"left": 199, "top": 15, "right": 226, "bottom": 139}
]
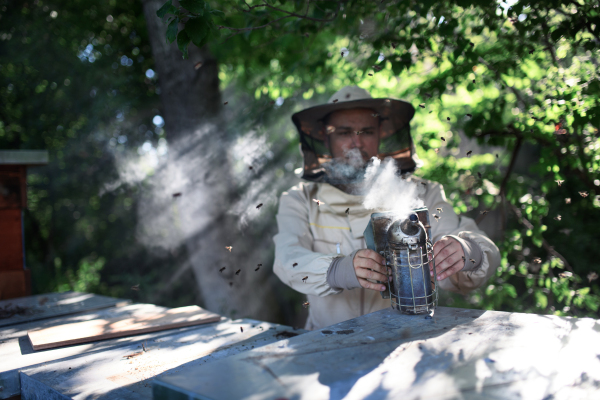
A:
[{"left": 141, "top": 0, "right": 278, "bottom": 321}]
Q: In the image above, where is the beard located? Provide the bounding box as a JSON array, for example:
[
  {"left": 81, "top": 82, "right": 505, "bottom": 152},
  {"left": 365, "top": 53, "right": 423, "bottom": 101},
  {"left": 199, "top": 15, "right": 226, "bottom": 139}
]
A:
[{"left": 324, "top": 148, "right": 374, "bottom": 185}]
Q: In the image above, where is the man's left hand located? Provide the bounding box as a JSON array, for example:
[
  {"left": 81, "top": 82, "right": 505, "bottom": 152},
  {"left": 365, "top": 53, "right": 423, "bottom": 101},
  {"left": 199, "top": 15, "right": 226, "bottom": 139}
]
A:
[{"left": 431, "top": 236, "right": 465, "bottom": 281}]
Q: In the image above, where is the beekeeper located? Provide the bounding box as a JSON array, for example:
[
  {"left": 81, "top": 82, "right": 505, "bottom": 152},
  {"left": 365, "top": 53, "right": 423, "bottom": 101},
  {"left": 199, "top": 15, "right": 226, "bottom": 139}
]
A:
[{"left": 273, "top": 86, "right": 501, "bottom": 331}]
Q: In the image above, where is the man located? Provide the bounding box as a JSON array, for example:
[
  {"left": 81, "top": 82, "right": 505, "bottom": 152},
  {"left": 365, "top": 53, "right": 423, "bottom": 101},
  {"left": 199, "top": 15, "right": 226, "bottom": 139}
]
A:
[{"left": 273, "top": 86, "right": 501, "bottom": 331}]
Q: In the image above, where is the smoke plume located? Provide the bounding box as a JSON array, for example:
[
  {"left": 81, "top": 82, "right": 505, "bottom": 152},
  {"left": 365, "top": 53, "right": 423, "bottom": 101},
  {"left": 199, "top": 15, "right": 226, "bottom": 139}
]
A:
[{"left": 362, "top": 157, "right": 424, "bottom": 221}]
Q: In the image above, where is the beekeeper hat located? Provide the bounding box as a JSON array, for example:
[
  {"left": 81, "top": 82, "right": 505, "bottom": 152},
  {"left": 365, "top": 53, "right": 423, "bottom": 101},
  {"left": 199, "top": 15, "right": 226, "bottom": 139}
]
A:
[{"left": 291, "top": 86, "right": 421, "bottom": 183}]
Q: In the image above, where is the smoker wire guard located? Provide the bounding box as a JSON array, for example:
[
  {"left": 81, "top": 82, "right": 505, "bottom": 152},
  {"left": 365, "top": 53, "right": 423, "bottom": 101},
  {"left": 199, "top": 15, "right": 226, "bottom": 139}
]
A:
[{"left": 363, "top": 207, "right": 438, "bottom": 314}]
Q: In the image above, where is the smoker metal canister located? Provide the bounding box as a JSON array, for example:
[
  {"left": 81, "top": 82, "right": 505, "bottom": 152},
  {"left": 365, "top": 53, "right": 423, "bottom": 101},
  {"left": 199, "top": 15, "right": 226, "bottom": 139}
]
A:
[{"left": 391, "top": 246, "right": 434, "bottom": 313}]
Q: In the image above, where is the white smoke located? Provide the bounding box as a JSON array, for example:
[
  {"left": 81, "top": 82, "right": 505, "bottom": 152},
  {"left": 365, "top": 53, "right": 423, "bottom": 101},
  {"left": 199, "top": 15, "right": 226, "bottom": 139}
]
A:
[{"left": 362, "top": 157, "right": 424, "bottom": 221}]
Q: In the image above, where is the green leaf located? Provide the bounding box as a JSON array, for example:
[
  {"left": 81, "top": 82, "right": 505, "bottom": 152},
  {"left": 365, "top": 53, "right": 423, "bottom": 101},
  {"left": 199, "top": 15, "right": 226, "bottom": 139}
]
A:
[
  {"left": 166, "top": 18, "right": 179, "bottom": 44},
  {"left": 186, "top": 16, "right": 210, "bottom": 47},
  {"left": 157, "top": 0, "right": 173, "bottom": 18},
  {"left": 179, "top": 0, "right": 205, "bottom": 15},
  {"left": 210, "top": 9, "right": 225, "bottom": 18},
  {"left": 177, "top": 29, "right": 191, "bottom": 59},
  {"left": 503, "top": 283, "right": 517, "bottom": 299}
]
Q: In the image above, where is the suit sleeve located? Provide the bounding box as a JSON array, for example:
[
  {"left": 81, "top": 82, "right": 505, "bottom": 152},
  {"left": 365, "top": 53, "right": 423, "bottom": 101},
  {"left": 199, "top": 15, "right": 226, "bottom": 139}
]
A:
[
  {"left": 272, "top": 184, "right": 343, "bottom": 297},
  {"left": 425, "top": 182, "right": 501, "bottom": 295}
]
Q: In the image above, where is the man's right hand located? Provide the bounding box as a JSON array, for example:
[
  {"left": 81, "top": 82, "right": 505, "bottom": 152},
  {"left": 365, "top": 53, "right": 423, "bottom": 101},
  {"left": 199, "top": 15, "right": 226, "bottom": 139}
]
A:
[{"left": 353, "top": 249, "right": 390, "bottom": 291}]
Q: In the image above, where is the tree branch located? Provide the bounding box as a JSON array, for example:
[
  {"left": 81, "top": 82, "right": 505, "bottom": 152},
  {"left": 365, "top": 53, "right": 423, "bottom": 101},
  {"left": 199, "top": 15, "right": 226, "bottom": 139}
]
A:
[
  {"left": 240, "top": 0, "right": 342, "bottom": 22},
  {"left": 508, "top": 202, "right": 574, "bottom": 273}
]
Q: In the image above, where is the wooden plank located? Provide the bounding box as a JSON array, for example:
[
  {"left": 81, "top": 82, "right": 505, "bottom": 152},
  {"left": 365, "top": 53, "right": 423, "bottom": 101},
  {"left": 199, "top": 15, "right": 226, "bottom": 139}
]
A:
[
  {"left": 0, "top": 292, "right": 130, "bottom": 328},
  {"left": 1, "top": 304, "right": 172, "bottom": 399},
  {"left": 0, "top": 271, "right": 28, "bottom": 301},
  {"left": 28, "top": 305, "right": 221, "bottom": 350},
  {"left": 154, "top": 306, "right": 600, "bottom": 400},
  {"left": 19, "top": 319, "right": 306, "bottom": 400}
]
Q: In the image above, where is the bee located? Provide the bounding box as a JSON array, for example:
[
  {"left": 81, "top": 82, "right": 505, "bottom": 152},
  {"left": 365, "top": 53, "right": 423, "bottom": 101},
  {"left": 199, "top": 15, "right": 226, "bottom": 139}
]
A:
[
  {"left": 172, "top": 192, "right": 182, "bottom": 197},
  {"left": 421, "top": 182, "right": 427, "bottom": 186},
  {"left": 495, "top": 154, "right": 499, "bottom": 159},
  {"left": 372, "top": 65, "right": 383, "bottom": 71},
  {"left": 248, "top": 166, "right": 253, "bottom": 170},
  {"left": 565, "top": 198, "right": 571, "bottom": 204},
  {"left": 462, "top": 256, "right": 466, "bottom": 262},
  {"left": 256, "top": 203, "right": 263, "bottom": 209},
  {"left": 255, "top": 266, "right": 260, "bottom": 271},
  {"left": 391, "top": 42, "right": 397, "bottom": 49},
  {"left": 429, "top": 111, "right": 433, "bottom": 114},
  {"left": 529, "top": 49, "right": 534, "bottom": 54},
  {"left": 235, "top": 269, "right": 241, "bottom": 275},
  {"left": 302, "top": 301, "right": 310, "bottom": 308},
  {"left": 579, "top": 191, "right": 588, "bottom": 197},
  {"left": 346, "top": 93, "right": 351, "bottom": 99},
  {"left": 371, "top": 113, "right": 379, "bottom": 117},
  {"left": 219, "top": 267, "right": 226, "bottom": 273},
  {"left": 131, "top": 284, "right": 140, "bottom": 291},
  {"left": 223, "top": 102, "right": 228, "bottom": 105},
  {"left": 469, "top": 42, "right": 474, "bottom": 47},
  {"left": 588, "top": 272, "right": 599, "bottom": 283},
  {"left": 480, "top": 210, "right": 489, "bottom": 215},
  {"left": 433, "top": 214, "right": 441, "bottom": 222},
  {"left": 225, "top": 246, "right": 232, "bottom": 252},
  {"left": 435, "top": 148, "right": 439, "bottom": 154},
  {"left": 423, "top": 92, "right": 432, "bottom": 98},
  {"left": 446, "top": 117, "right": 450, "bottom": 121},
  {"left": 555, "top": 180, "right": 564, "bottom": 186},
  {"left": 332, "top": 99, "right": 338, "bottom": 103},
  {"left": 465, "top": 114, "right": 472, "bottom": 118},
  {"left": 466, "top": 150, "right": 472, "bottom": 157},
  {"left": 554, "top": 215, "right": 562, "bottom": 221},
  {"left": 293, "top": 262, "right": 298, "bottom": 267},
  {"left": 554, "top": 121, "right": 567, "bottom": 135},
  {"left": 470, "top": 259, "right": 475, "bottom": 264},
  {"left": 302, "top": 276, "right": 308, "bottom": 283},
  {"left": 345, "top": 208, "right": 349, "bottom": 214},
  {"left": 240, "top": 327, "right": 244, "bottom": 332},
  {"left": 419, "top": 104, "right": 425, "bottom": 108},
  {"left": 558, "top": 271, "right": 573, "bottom": 278},
  {"left": 194, "top": 62, "right": 203, "bottom": 70},
  {"left": 441, "top": 137, "right": 446, "bottom": 141},
  {"left": 368, "top": 73, "right": 373, "bottom": 76},
  {"left": 532, "top": 257, "right": 542, "bottom": 264},
  {"left": 326, "top": 125, "right": 336, "bottom": 134},
  {"left": 312, "top": 199, "right": 324, "bottom": 206},
  {"left": 477, "top": 172, "right": 482, "bottom": 179},
  {"left": 436, "top": 207, "right": 443, "bottom": 213}
]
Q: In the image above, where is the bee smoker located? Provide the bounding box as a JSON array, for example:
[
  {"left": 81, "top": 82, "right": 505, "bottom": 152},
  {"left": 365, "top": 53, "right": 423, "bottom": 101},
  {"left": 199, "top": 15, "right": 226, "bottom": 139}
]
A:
[{"left": 363, "top": 207, "right": 438, "bottom": 314}]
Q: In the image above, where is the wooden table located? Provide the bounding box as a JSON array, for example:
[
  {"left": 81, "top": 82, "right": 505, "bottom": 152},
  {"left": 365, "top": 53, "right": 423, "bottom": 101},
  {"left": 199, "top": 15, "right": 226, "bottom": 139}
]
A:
[{"left": 153, "top": 306, "right": 600, "bottom": 400}]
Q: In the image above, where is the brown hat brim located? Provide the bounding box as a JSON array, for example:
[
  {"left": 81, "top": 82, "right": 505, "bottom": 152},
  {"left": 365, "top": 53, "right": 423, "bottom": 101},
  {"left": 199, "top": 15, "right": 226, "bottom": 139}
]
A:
[{"left": 291, "top": 98, "right": 415, "bottom": 141}]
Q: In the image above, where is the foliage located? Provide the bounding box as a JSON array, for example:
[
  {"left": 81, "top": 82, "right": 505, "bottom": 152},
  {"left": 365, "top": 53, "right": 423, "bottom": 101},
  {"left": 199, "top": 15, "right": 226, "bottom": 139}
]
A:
[
  {"left": 164, "top": 0, "right": 600, "bottom": 318},
  {"left": 0, "top": 0, "right": 198, "bottom": 308}
]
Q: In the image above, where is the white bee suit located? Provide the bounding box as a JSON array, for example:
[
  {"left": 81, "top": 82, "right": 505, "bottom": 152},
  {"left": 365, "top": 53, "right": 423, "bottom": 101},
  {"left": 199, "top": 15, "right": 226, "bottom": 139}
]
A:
[{"left": 273, "top": 177, "right": 501, "bottom": 331}]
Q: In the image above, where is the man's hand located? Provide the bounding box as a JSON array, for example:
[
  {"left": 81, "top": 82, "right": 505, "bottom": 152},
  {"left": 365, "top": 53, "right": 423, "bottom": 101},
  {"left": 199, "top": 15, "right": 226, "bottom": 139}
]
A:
[
  {"left": 353, "top": 249, "right": 390, "bottom": 291},
  {"left": 431, "top": 237, "right": 465, "bottom": 281}
]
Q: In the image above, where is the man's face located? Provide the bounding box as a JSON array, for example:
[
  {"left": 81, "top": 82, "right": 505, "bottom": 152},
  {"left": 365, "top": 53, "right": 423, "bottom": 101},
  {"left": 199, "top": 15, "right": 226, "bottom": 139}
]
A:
[{"left": 323, "top": 108, "right": 380, "bottom": 165}]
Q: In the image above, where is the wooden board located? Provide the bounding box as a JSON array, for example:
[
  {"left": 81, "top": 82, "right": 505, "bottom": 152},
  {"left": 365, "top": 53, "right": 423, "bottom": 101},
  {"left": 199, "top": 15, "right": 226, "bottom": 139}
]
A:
[
  {"left": 18, "top": 319, "right": 306, "bottom": 400},
  {"left": 154, "top": 306, "right": 600, "bottom": 400},
  {"left": 28, "top": 305, "right": 221, "bottom": 350},
  {"left": 0, "top": 292, "right": 130, "bottom": 327},
  {"left": 1, "top": 304, "right": 172, "bottom": 399}
]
